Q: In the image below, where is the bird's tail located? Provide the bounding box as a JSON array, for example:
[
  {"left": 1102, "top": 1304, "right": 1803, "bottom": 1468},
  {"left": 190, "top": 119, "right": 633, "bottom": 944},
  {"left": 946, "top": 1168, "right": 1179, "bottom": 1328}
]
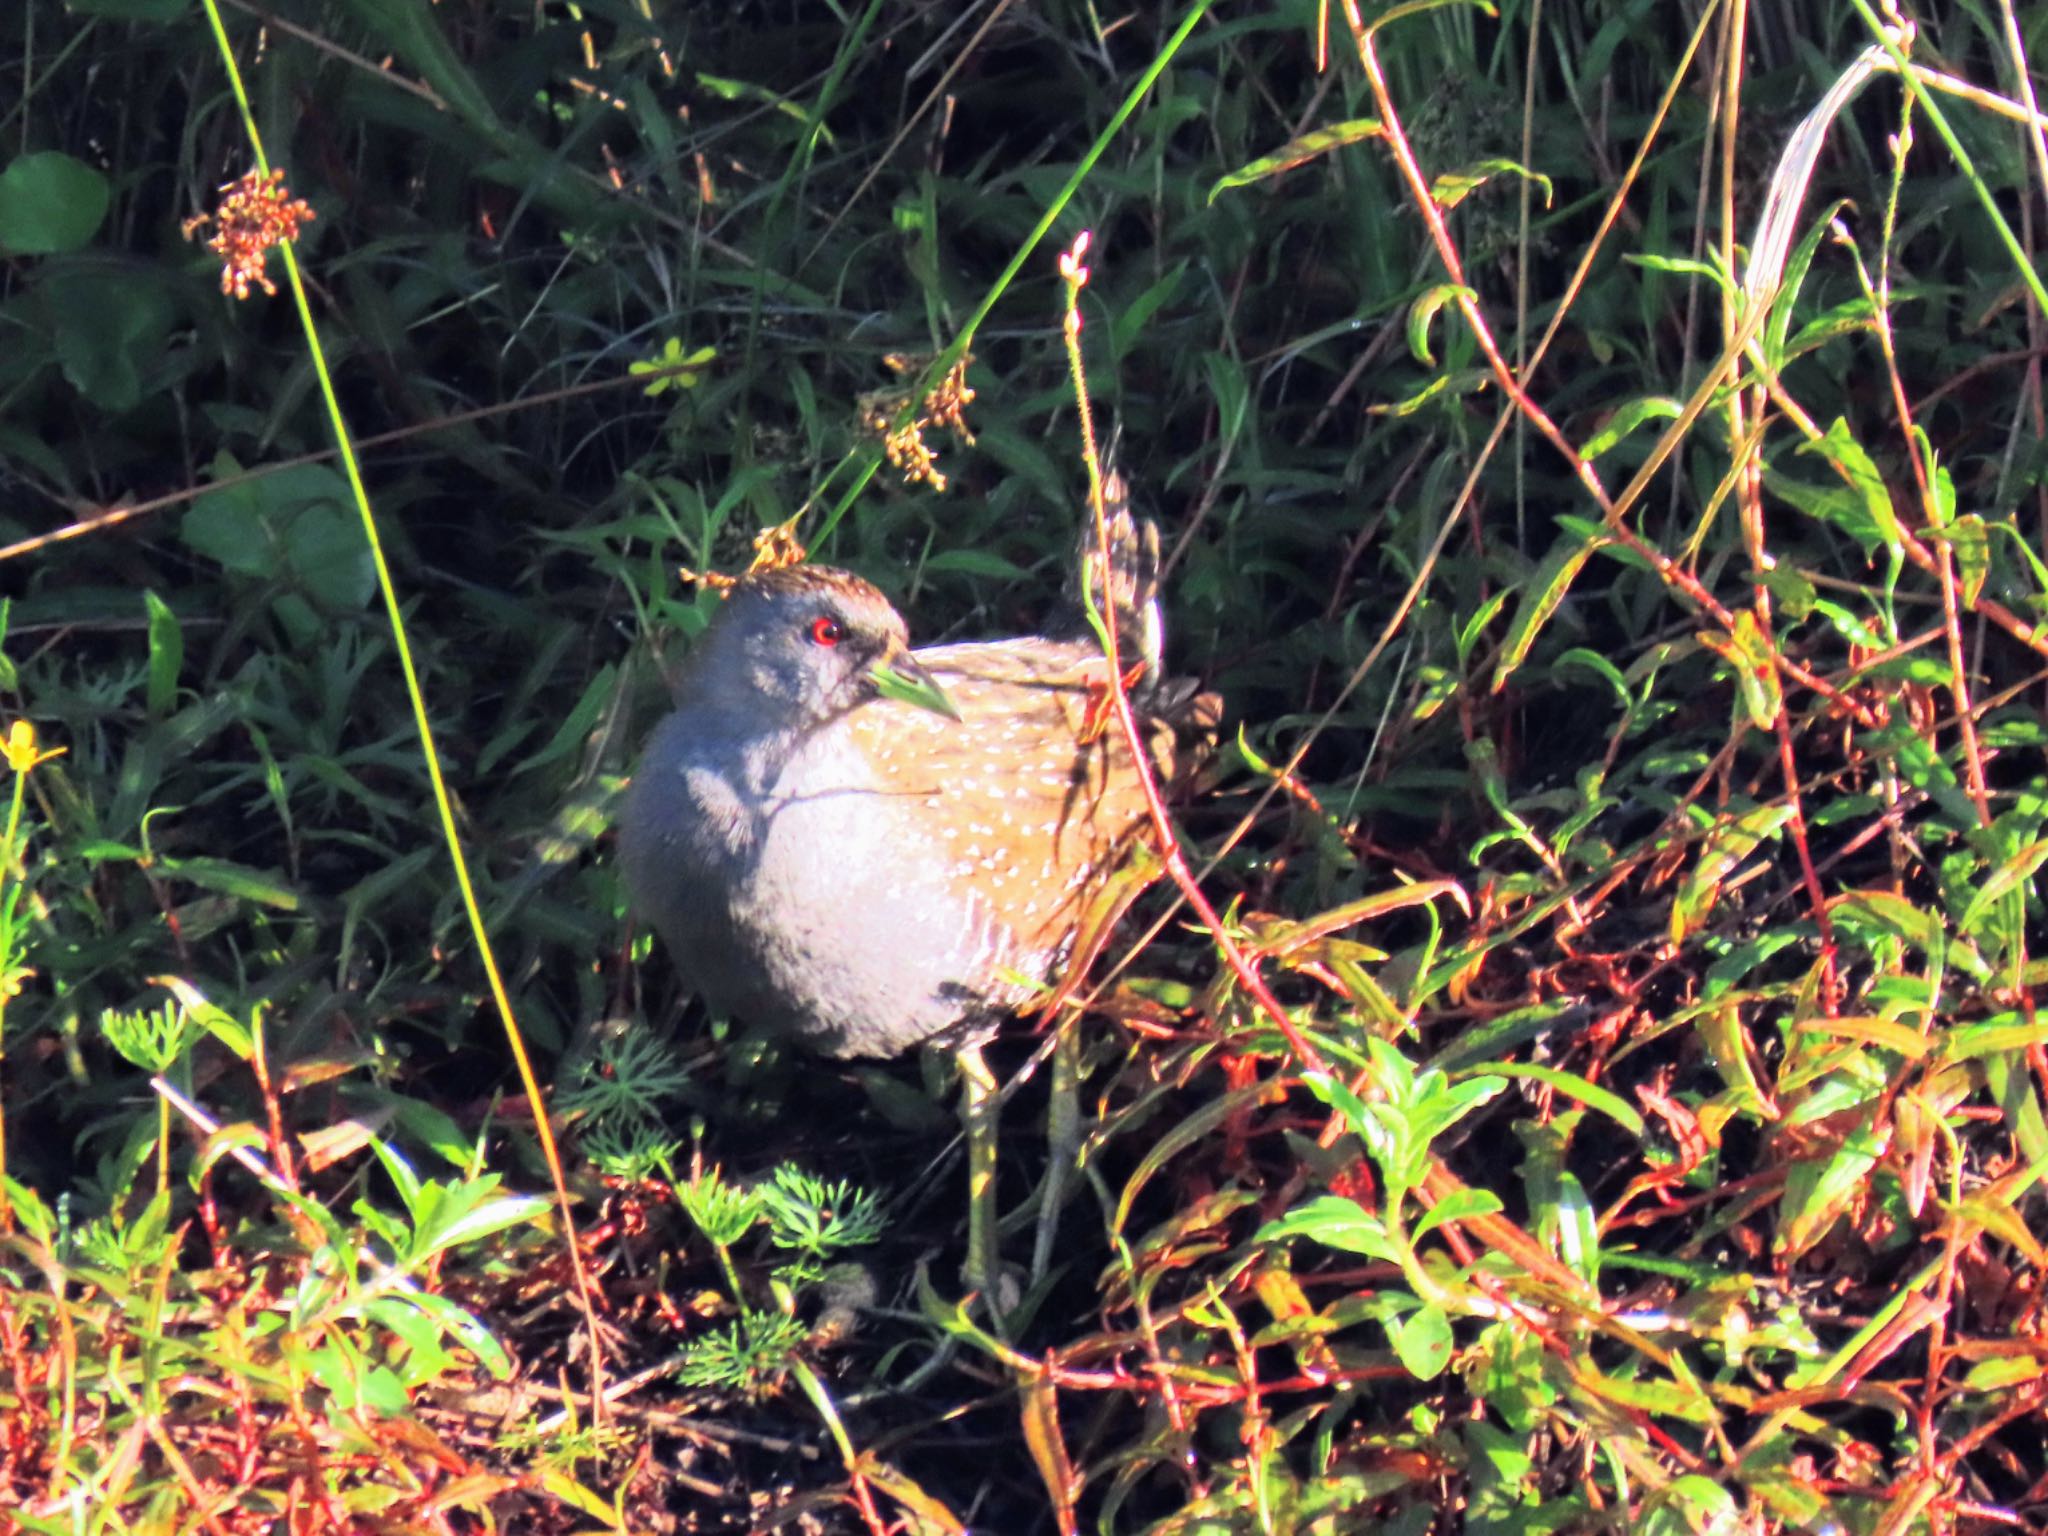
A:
[{"left": 1065, "top": 466, "right": 1165, "bottom": 685}]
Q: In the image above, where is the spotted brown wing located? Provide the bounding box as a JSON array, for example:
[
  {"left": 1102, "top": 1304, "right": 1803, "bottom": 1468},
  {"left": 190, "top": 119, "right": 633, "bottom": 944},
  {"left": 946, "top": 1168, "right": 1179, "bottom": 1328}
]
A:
[{"left": 849, "top": 637, "right": 1188, "bottom": 969}]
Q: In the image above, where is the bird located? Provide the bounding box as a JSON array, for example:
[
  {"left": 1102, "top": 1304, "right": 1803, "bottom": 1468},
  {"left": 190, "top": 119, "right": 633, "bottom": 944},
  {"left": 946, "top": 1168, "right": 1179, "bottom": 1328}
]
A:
[{"left": 619, "top": 487, "right": 1213, "bottom": 1303}]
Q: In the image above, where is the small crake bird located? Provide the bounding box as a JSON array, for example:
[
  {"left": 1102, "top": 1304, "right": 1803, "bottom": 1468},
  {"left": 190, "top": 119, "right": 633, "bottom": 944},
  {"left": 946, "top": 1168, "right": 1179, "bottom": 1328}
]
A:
[{"left": 620, "top": 487, "right": 1212, "bottom": 1301}]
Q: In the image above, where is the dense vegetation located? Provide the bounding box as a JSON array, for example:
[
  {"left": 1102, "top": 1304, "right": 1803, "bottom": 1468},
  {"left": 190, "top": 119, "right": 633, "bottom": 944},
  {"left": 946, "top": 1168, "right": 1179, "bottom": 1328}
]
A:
[{"left": 3, "top": 0, "right": 2046, "bottom": 1531}]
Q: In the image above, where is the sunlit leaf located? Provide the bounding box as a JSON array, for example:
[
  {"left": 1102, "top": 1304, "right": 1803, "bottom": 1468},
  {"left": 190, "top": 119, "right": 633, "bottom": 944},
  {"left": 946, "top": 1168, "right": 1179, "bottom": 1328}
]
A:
[
  {"left": 1207, "top": 119, "right": 1383, "bottom": 202},
  {"left": 1255, "top": 1196, "right": 1398, "bottom": 1262},
  {"left": 1801, "top": 418, "right": 1903, "bottom": 554},
  {"left": 1580, "top": 396, "right": 1682, "bottom": 461},
  {"left": 1776, "top": 1128, "right": 1883, "bottom": 1258},
  {"left": 1794, "top": 1015, "right": 1929, "bottom": 1057},
  {"left": 1431, "top": 157, "right": 1551, "bottom": 211},
  {"left": 1019, "top": 1369, "right": 1080, "bottom": 1526},
  {"left": 144, "top": 591, "right": 183, "bottom": 717},
  {"left": 1671, "top": 805, "right": 1795, "bottom": 943},
  {"left": 1932, "top": 512, "right": 1989, "bottom": 608},
  {"left": 1833, "top": 888, "right": 1945, "bottom": 964},
  {"left": 1493, "top": 531, "right": 1603, "bottom": 691},
  {"left": 1577, "top": 1369, "right": 1719, "bottom": 1424},
  {"left": 1406, "top": 283, "right": 1475, "bottom": 367},
  {"left": 1410, "top": 1185, "right": 1504, "bottom": 1243},
  {"left": 1470, "top": 1063, "right": 1644, "bottom": 1135},
  {"left": 1390, "top": 1302, "right": 1453, "bottom": 1380}
]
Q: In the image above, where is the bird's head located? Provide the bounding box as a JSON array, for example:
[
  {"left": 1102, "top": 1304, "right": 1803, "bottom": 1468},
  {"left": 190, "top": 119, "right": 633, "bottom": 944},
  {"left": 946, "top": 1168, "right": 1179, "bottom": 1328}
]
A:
[{"left": 688, "top": 565, "right": 957, "bottom": 730}]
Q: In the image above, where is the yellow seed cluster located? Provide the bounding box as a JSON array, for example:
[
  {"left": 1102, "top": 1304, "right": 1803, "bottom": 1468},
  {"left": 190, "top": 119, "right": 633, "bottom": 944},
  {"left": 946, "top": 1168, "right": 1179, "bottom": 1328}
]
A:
[
  {"left": 858, "top": 353, "right": 977, "bottom": 492},
  {"left": 182, "top": 168, "right": 316, "bottom": 301}
]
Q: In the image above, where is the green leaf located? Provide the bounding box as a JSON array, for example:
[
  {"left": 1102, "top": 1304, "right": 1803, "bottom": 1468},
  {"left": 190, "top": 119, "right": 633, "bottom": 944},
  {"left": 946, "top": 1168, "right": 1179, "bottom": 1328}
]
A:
[
  {"left": 1695, "top": 610, "right": 1781, "bottom": 730},
  {"left": 65, "top": 0, "right": 189, "bottom": 15},
  {"left": 43, "top": 269, "right": 176, "bottom": 412},
  {"left": 1954, "top": 1194, "right": 2048, "bottom": 1267},
  {"left": 1580, "top": 1369, "right": 1718, "bottom": 1423},
  {"left": 1474, "top": 1323, "right": 1557, "bottom": 1434},
  {"left": 1549, "top": 1170, "right": 1598, "bottom": 1279},
  {"left": 152, "top": 977, "right": 255, "bottom": 1059},
  {"left": 183, "top": 473, "right": 273, "bottom": 579},
  {"left": 1456, "top": 589, "right": 1515, "bottom": 665},
  {"left": 1431, "top": 158, "right": 1551, "bottom": 211},
  {"left": 1672, "top": 804, "right": 1795, "bottom": 942},
  {"left": 307, "top": 1351, "right": 407, "bottom": 1425},
  {"left": 144, "top": 591, "right": 182, "bottom": 717},
  {"left": 1300, "top": 1068, "right": 1377, "bottom": 1139},
  {"left": 283, "top": 500, "right": 376, "bottom": 612},
  {"left": 1834, "top": 888, "right": 1945, "bottom": 965},
  {"left": 1254, "top": 1195, "right": 1399, "bottom": 1262},
  {"left": 1551, "top": 646, "right": 1628, "bottom": 703},
  {"left": 1493, "top": 530, "right": 1602, "bottom": 691},
  {"left": 1988, "top": 515, "right": 2048, "bottom": 593},
  {"left": 1764, "top": 469, "right": 1888, "bottom": 553},
  {"left": 1625, "top": 251, "right": 1731, "bottom": 288},
  {"left": 1207, "top": 119, "right": 1383, "bottom": 202},
  {"left": 1, "top": 1178, "right": 58, "bottom": 1245},
  {"left": 1866, "top": 717, "right": 1984, "bottom": 835},
  {"left": 333, "top": 0, "right": 505, "bottom": 139},
  {"left": 1958, "top": 840, "right": 2048, "bottom": 940},
  {"left": 1762, "top": 199, "right": 1850, "bottom": 370},
  {"left": 1810, "top": 597, "right": 1888, "bottom": 649},
  {"left": 1111, "top": 259, "right": 1188, "bottom": 361},
  {"left": 1801, "top": 418, "right": 1902, "bottom": 554},
  {"left": 1920, "top": 435, "right": 1956, "bottom": 526},
  {"left": 384, "top": 1094, "right": 482, "bottom": 1171},
  {"left": 1580, "top": 396, "right": 1682, "bottom": 461},
  {"left": 1470, "top": 1063, "right": 1644, "bottom": 1136},
  {"left": 1699, "top": 1001, "right": 1771, "bottom": 1110},
  {"left": 1389, "top": 1302, "right": 1453, "bottom": 1380},
  {"left": 184, "top": 461, "right": 373, "bottom": 611},
  {"left": 1648, "top": 1475, "right": 1741, "bottom": 1534},
  {"left": 1753, "top": 563, "right": 1817, "bottom": 618},
  {"left": 1783, "top": 295, "right": 1879, "bottom": 358},
  {"left": 1777, "top": 1127, "right": 1883, "bottom": 1258},
  {"left": 921, "top": 549, "right": 1031, "bottom": 580},
  {"left": 1406, "top": 283, "right": 1474, "bottom": 367},
  {"left": 1202, "top": 350, "right": 1249, "bottom": 449},
  {"left": 1402, "top": 1075, "right": 1507, "bottom": 1163},
  {"left": 1963, "top": 1356, "right": 2047, "bottom": 1392},
  {"left": 1933, "top": 512, "right": 1989, "bottom": 608},
  {"left": 162, "top": 855, "right": 300, "bottom": 910},
  {"left": 0, "top": 152, "right": 110, "bottom": 254},
  {"left": 695, "top": 73, "right": 833, "bottom": 141},
  {"left": 426, "top": 1190, "right": 550, "bottom": 1254},
  {"left": 1368, "top": 368, "right": 1488, "bottom": 418},
  {"left": 1409, "top": 1186, "right": 1504, "bottom": 1244}
]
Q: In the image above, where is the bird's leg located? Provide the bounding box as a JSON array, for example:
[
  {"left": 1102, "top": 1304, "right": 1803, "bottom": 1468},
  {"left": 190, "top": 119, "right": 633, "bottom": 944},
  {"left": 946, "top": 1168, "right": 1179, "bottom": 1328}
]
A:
[
  {"left": 1030, "top": 1023, "right": 1082, "bottom": 1284},
  {"left": 956, "top": 1043, "right": 1008, "bottom": 1330}
]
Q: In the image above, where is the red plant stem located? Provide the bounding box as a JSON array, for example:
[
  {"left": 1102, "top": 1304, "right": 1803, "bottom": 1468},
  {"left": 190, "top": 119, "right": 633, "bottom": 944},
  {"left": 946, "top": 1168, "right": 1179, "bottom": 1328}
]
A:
[
  {"left": 1340, "top": 2, "right": 1886, "bottom": 729},
  {"left": 1064, "top": 244, "right": 1331, "bottom": 1080}
]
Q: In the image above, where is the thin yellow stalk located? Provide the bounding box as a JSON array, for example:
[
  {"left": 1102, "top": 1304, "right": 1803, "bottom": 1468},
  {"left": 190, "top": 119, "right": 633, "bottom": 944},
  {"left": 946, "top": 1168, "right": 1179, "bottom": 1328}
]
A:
[
  {"left": 192, "top": 0, "right": 607, "bottom": 1407},
  {"left": 0, "top": 754, "right": 22, "bottom": 1233}
]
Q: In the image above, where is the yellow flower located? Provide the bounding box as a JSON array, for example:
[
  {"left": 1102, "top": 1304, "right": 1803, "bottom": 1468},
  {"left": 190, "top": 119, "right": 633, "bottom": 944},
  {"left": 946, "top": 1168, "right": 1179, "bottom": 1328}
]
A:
[
  {"left": 631, "top": 339, "right": 717, "bottom": 397},
  {"left": 3, "top": 720, "right": 64, "bottom": 773}
]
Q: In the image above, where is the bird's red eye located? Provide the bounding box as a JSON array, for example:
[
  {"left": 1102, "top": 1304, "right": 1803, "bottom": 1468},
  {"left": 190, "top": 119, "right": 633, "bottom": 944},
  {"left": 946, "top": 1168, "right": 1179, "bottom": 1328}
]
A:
[{"left": 809, "top": 616, "right": 844, "bottom": 647}]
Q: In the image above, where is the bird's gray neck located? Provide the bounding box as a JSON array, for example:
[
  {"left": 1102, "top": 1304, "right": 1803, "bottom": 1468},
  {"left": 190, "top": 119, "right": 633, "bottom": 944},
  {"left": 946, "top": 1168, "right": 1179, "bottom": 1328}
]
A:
[{"left": 666, "top": 687, "right": 803, "bottom": 795}]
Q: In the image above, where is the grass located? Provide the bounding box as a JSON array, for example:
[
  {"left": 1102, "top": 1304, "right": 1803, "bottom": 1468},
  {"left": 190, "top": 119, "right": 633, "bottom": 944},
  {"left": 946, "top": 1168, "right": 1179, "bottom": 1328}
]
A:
[{"left": 4, "top": 0, "right": 2048, "bottom": 1531}]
